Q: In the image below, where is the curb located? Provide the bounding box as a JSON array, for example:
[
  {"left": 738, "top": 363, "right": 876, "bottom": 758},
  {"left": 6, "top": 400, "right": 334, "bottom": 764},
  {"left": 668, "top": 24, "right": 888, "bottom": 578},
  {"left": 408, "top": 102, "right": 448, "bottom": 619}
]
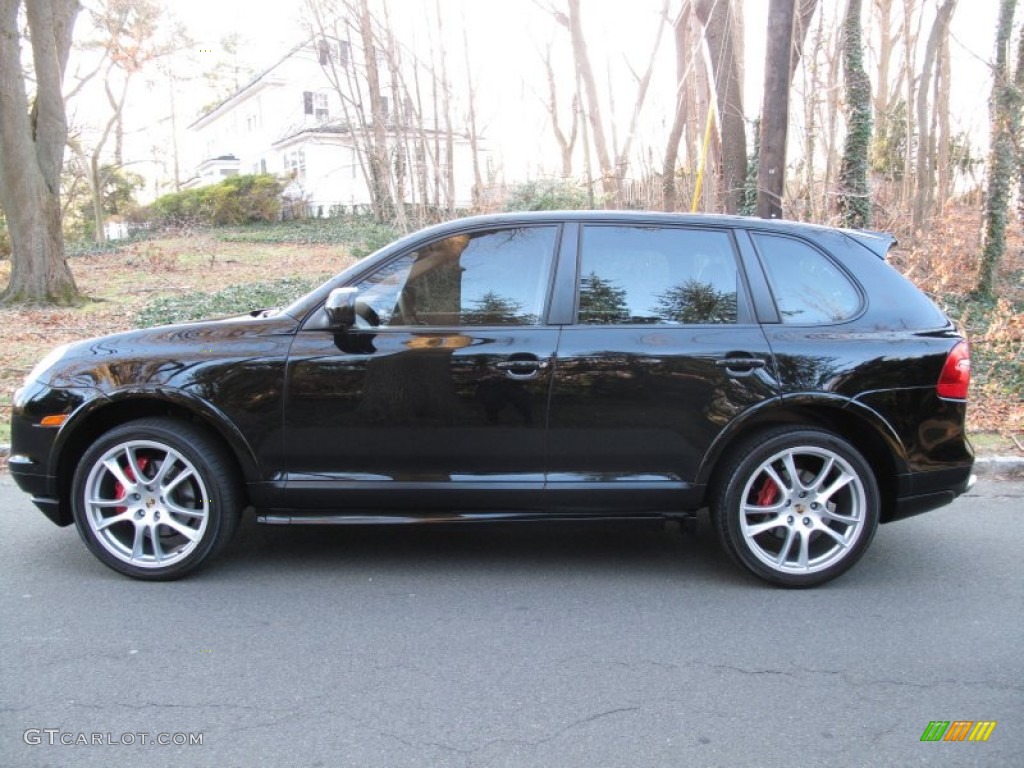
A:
[{"left": 973, "top": 456, "right": 1024, "bottom": 479}]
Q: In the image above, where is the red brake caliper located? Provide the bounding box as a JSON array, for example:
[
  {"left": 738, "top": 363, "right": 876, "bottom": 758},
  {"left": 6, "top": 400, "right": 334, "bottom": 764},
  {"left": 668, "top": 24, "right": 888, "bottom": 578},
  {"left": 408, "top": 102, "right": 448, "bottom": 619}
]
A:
[
  {"left": 755, "top": 476, "right": 779, "bottom": 506},
  {"left": 113, "top": 456, "right": 150, "bottom": 513}
]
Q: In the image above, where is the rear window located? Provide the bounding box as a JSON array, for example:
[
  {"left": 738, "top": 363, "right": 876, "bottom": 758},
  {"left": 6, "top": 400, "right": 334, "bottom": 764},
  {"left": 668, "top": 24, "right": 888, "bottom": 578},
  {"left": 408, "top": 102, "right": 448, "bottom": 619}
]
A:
[{"left": 752, "top": 233, "right": 861, "bottom": 324}]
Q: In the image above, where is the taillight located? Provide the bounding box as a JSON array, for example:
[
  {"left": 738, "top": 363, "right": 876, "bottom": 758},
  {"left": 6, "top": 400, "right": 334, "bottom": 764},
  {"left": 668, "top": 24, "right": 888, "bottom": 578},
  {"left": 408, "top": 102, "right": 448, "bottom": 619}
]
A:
[{"left": 937, "top": 341, "right": 970, "bottom": 399}]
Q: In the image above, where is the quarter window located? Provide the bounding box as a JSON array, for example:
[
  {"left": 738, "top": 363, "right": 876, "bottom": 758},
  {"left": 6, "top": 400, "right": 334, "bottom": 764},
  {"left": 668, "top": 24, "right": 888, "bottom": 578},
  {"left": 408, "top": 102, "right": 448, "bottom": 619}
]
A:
[
  {"left": 353, "top": 227, "right": 558, "bottom": 327},
  {"left": 752, "top": 234, "right": 861, "bottom": 323},
  {"left": 577, "top": 226, "right": 739, "bottom": 324}
]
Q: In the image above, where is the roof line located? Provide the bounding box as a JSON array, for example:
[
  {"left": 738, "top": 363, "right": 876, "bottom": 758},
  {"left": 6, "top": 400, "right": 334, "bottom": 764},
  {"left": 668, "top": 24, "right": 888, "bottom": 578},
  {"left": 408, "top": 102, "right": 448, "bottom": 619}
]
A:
[{"left": 187, "top": 38, "right": 311, "bottom": 129}]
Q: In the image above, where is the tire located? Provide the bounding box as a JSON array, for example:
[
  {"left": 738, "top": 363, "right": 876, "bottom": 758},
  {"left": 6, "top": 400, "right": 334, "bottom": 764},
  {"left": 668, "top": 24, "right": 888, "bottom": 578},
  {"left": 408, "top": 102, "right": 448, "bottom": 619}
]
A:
[
  {"left": 71, "top": 417, "right": 242, "bottom": 580},
  {"left": 712, "top": 427, "right": 880, "bottom": 587}
]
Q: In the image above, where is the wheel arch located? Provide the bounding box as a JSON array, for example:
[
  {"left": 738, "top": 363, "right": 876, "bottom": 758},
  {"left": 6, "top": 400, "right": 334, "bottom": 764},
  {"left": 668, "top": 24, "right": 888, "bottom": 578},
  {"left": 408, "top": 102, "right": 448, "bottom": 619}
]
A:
[
  {"left": 698, "top": 395, "right": 908, "bottom": 522},
  {"left": 51, "top": 390, "right": 258, "bottom": 526}
]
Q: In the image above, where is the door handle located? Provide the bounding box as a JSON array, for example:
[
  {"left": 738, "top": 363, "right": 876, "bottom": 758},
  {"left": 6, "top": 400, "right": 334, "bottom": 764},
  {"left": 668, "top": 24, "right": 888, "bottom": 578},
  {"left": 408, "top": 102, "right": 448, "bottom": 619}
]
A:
[
  {"left": 715, "top": 357, "right": 767, "bottom": 370},
  {"left": 494, "top": 360, "right": 550, "bottom": 371},
  {"left": 494, "top": 356, "right": 550, "bottom": 380}
]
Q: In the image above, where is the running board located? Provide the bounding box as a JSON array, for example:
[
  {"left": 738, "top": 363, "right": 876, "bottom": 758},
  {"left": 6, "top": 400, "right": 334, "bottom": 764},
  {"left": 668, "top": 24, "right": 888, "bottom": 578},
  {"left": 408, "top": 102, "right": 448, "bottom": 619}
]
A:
[{"left": 256, "top": 511, "right": 673, "bottom": 525}]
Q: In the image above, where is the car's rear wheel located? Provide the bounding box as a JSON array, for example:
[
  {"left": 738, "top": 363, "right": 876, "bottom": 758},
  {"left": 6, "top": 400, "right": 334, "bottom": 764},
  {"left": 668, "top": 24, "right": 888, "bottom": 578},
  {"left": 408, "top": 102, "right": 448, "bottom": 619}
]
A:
[
  {"left": 713, "top": 427, "right": 879, "bottom": 587},
  {"left": 71, "top": 417, "right": 242, "bottom": 580}
]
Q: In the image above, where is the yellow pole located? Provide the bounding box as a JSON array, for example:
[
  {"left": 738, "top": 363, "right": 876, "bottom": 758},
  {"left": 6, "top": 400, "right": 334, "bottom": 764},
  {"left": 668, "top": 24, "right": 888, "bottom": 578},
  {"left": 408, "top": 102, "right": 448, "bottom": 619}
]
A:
[{"left": 691, "top": 100, "right": 715, "bottom": 213}]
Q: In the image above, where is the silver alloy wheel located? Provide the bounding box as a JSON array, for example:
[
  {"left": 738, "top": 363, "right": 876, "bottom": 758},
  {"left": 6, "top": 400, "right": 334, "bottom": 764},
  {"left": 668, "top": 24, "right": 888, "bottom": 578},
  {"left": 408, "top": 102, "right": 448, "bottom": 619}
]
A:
[
  {"left": 739, "top": 446, "right": 867, "bottom": 575},
  {"left": 82, "top": 439, "right": 210, "bottom": 569}
]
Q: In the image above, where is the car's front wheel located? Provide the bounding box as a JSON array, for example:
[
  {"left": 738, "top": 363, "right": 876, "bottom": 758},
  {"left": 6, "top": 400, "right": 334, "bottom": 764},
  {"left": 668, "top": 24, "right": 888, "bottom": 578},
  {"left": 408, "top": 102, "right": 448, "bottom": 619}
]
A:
[
  {"left": 713, "top": 427, "right": 880, "bottom": 587},
  {"left": 71, "top": 417, "right": 242, "bottom": 580}
]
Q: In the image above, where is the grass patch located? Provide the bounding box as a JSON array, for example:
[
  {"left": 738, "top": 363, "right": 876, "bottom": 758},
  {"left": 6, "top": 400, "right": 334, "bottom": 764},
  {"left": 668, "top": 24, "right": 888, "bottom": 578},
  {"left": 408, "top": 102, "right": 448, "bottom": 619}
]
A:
[
  {"left": 213, "top": 217, "right": 397, "bottom": 257},
  {"left": 135, "top": 276, "right": 328, "bottom": 328}
]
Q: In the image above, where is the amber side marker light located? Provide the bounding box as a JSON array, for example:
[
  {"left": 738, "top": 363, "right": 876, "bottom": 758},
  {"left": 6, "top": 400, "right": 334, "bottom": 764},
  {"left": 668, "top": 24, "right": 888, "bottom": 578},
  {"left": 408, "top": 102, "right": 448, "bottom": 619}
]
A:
[
  {"left": 39, "top": 415, "right": 69, "bottom": 427},
  {"left": 936, "top": 341, "right": 970, "bottom": 400}
]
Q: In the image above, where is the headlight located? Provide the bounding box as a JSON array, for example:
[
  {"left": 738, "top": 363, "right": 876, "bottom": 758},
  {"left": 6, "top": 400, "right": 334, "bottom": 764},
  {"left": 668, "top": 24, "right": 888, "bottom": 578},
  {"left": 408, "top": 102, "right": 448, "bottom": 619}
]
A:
[{"left": 22, "top": 343, "right": 70, "bottom": 388}]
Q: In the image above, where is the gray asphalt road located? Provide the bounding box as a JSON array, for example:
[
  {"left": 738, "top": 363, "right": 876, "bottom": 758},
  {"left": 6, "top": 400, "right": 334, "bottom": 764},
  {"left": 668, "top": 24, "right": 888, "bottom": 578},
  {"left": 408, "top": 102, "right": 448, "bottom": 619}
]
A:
[{"left": 1, "top": 476, "right": 1021, "bottom": 768}]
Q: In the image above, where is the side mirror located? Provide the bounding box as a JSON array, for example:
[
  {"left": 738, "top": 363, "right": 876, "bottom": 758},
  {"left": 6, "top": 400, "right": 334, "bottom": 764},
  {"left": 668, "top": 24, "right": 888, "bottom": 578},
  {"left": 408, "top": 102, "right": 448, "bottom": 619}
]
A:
[{"left": 324, "top": 287, "right": 358, "bottom": 328}]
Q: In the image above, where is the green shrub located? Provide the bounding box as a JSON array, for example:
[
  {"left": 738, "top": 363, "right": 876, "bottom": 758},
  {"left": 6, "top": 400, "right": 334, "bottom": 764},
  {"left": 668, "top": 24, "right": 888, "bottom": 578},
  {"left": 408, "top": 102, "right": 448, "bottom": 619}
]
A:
[
  {"left": 135, "top": 276, "right": 328, "bottom": 328},
  {"left": 504, "top": 179, "right": 592, "bottom": 211},
  {"left": 145, "top": 174, "right": 283, "bottom": 228}
]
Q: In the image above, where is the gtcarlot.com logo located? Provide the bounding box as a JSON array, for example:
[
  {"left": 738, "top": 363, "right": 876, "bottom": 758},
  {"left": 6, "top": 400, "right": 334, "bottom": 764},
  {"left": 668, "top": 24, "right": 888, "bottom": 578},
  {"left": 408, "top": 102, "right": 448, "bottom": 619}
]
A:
[
  {"left": 24, "top": 729, "right": 203, "bottom": 746},
  {"left": 920, "top": 720, "right": 997, "bottom": 742}
]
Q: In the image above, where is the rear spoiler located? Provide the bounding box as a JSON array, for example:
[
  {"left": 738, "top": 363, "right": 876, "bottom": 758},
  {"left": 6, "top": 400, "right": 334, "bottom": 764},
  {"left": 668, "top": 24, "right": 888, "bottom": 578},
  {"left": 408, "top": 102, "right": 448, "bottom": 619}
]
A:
[{"left": 843, "top": 229, "right": 898, "bottom": 260}]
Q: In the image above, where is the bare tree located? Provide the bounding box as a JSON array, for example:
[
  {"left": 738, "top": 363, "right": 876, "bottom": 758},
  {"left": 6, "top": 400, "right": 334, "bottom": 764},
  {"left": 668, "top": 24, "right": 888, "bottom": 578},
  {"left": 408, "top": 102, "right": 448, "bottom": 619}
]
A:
[
  {"left": 662, "top": 1, "right": 695, "bottom": 211},
  {"left": 756, "top": 0, "right": 796, "bottom": 219},
  {"left": 0, "top": 0, "right": 81, "bottom": 305},
  {"left": 838, "top": 0, "right": 873, "bottom": 228},
  {"left": 911, "top": 0, "right": 956, "bottom": 229},
  {"left": 695, "top": 0, "right": 746, "bottom": 213},
  {"left": 978, "top": 0, "right": 1019, "bottom": 298},
  {"left": 539, "top": 40, "right": 578, "bottom": 178},
  {"left": 557, "top": 0, "right": 616, "bottom": 200}
]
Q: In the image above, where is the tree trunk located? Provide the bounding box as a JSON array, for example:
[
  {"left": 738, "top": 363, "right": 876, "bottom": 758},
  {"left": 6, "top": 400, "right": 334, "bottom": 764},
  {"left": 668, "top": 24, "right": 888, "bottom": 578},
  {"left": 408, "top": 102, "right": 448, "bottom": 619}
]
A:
[
  {"left": 837, "top": 0, "right": 873, "bottom": 228},
  {"left": 872, "top": 0, "right": 894, "bottom": 154},
  {"left": 912, "top": 0, "right": 957, "bottom": 230},
  {"left": 901, "top": 0, "right": 920, "bottom": 202},
  {"left": 935, "top": 26, "right": 952, "bottom": 212},
  {"left": 978, "top": 0, "right": 1018, "bottom": 298},
  {"left": 0, "top": 0, "right": 80, "bottom": 305},
  {"left": 541, "top": 42, "right": 578, "bottom": 179},
  {"left": 756, "top": 0, "right": 796, "bottom": 219},
  {"left": 790, "top": 0, "right": 820, "bottom": 84},
  {"left": 462, "top": 25, "right": 483, "bottom": 208},
  {"left": 565, "top": 0, "right": 616, "bottom": 202},
  {"left": 662, "top": 2, "right": 692, "bottom": 211},
  {"left": 695, "top": 0, "right": 746, "bottom": 213},
  {"left": 358, "top": 0, "right": 395, "bottom": 222}
]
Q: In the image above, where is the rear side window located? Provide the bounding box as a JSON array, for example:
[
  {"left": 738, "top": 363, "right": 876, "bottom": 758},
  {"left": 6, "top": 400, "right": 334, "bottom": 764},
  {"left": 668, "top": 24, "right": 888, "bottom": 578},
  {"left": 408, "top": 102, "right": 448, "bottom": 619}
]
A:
[
  {"left": 577, "top": 226, "right": 739, "bottom": 324},
  {"left": 752, "top": 233, "right": 861, "bottom": 324}
]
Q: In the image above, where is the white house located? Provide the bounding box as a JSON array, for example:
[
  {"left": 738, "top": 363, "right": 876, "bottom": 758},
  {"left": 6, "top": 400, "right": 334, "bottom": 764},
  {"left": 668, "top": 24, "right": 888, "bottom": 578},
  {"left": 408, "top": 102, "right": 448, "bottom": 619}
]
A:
[{"left": 185, "top": 36, "right": 481, "bottom": 216}]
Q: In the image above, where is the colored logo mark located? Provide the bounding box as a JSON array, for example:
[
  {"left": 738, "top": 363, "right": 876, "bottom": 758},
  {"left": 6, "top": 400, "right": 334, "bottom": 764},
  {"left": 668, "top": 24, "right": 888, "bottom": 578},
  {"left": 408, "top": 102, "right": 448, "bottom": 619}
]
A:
[{"left": 920, "top": 720, "right": 997, "bottom": 742}]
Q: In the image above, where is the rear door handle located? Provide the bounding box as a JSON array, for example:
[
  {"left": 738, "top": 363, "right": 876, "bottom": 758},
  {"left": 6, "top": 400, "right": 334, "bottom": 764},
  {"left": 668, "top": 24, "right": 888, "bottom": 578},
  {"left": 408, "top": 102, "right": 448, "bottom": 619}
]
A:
[{"left": 715, "top": 357, "right": 767, "bottom": 370}]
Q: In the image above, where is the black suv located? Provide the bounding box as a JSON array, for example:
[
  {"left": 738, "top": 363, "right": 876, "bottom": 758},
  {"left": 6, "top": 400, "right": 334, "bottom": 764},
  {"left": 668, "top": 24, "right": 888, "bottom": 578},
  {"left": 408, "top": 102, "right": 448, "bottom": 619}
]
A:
[{"left": 9, "top": 212, "right": 975, "bottom": 585}]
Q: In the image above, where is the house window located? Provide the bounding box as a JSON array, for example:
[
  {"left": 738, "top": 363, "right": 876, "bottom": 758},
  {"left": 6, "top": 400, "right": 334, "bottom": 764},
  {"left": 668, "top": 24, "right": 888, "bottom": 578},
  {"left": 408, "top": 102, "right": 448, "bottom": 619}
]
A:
[
  {"left": 314, "top": 93, "right": 329, "bottom": 120},
  {"left": 286, "top": 149, "right": 306, "bottom": 180},
  {"left": 246, "top": 112, "right": 258, "bottom": 133},
  {"left": 303, "top": 91, "right": 313, "bottom": 115},
  {"left": 318, "top": 38, "right": 350, "bottom": 68}
]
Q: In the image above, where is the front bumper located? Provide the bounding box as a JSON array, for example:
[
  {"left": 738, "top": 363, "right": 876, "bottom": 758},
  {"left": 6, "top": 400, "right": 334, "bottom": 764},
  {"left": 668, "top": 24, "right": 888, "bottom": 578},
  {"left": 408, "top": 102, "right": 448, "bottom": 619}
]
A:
[
  {"left": 10, "top": 381, "right": 97, "bottom": 527},
  {"left": 8, "top": 454, "right": 65, "bottom": 525}
]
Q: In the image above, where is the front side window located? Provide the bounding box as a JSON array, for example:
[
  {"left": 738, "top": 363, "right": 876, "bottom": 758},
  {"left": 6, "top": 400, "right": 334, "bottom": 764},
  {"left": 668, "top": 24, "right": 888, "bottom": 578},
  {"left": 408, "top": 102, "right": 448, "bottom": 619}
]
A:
[
  {"left": 752, "top": 233, "right": 861, "bottom": 324},
  {"left": 353, "top": 227, "right": 558, "bottom": 327},
  {"left": 577, "top": 226, "right": 739, "bottom": 325}
]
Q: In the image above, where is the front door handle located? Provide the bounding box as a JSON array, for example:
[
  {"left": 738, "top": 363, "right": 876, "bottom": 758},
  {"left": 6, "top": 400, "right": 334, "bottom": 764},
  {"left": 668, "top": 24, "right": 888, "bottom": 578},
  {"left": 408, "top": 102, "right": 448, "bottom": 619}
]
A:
[{"left": 494, "top": 356, "right": 550, "bottom": 380}]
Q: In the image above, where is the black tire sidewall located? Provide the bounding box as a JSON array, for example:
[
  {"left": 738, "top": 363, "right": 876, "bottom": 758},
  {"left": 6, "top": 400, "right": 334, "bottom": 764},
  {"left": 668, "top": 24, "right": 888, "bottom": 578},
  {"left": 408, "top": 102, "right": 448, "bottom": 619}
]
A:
[
  {"left": 714, "top": 428, "right": 880, "bottom": 588},
  {"left": 71, "top": 418, "right": 239, "bottom": 580}
]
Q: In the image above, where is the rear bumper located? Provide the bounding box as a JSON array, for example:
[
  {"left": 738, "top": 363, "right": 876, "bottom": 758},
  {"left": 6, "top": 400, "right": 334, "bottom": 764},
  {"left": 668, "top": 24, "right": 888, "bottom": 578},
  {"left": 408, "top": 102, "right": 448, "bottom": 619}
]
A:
[{"left": 887, "top": 464, "right": 975, "bottom": 523}]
